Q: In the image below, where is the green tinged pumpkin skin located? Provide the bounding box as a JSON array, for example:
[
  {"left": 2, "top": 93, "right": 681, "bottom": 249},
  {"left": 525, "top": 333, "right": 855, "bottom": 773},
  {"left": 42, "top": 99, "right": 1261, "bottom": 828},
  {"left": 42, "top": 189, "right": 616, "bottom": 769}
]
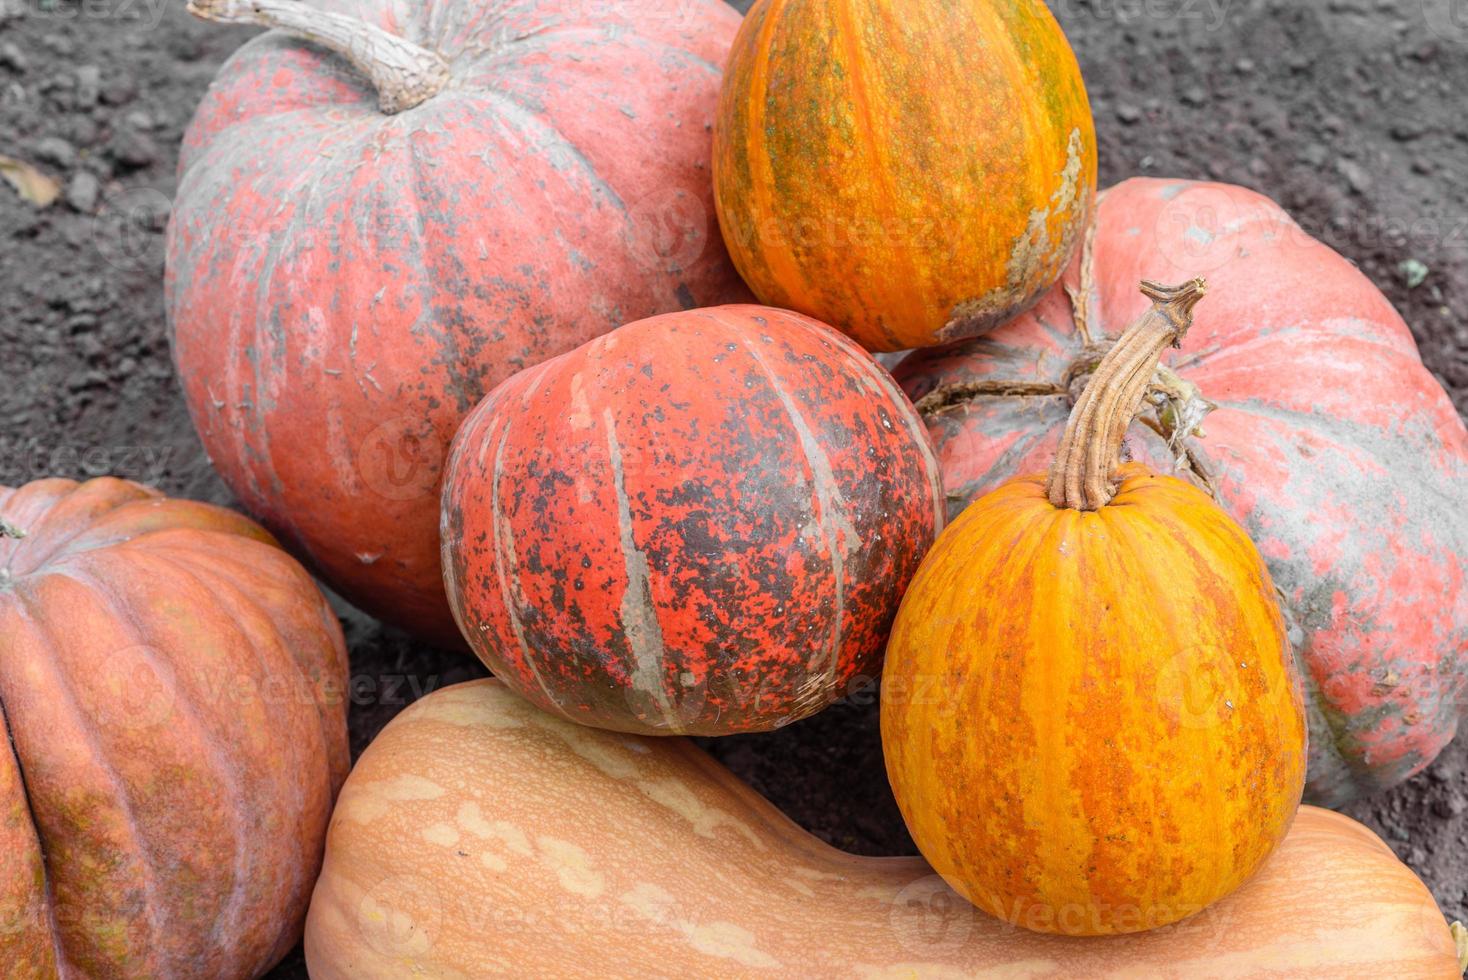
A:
[
  {"left": 0, "top": 477, "right": 350, "bottom": 978},
  {"left": 714, "top": 0, "right": 1097, "bottom": 351}
]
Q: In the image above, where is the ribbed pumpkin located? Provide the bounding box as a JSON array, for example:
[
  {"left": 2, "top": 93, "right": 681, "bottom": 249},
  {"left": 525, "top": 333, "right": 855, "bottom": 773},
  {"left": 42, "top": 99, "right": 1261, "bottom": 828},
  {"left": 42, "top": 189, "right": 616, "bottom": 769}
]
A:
[
  {"left": 713, "top": 0, "right": 1096, "bottom": 351},
  {"left": 882, "top": 281, "right": 1307, "bottom": 936},
  {"left": 305, "top": 679, "right": 1459, "bottom": 977},
  {"left": 441, "top": 304, "right": 944, "bottom": 735},
  {"left": 0, "top": 478, "right": 349, "bottom": 978},
  {"left": 168, "top": 0, "right": 750, "bottom": 646},
  {"left": 897, "top": 177, "right": 1468, "bottom": 805}
]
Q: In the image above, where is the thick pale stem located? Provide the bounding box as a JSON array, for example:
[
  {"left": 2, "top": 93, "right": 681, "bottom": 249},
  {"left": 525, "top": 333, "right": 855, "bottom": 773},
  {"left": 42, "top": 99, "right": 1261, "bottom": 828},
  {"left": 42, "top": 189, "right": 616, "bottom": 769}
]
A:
[
  {"left": 187, "top": 0, "right": 451, "bottom": 114},
  {"left": 1046, "top": 278, "right": 1208, "bottom": 511}
]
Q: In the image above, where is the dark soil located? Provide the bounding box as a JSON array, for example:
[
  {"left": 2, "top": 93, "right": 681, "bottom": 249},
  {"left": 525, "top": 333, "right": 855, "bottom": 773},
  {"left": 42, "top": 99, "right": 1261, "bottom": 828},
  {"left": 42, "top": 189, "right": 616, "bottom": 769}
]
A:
[{"left": 1, "top": 0, "right": 1464, "bottom": 975}]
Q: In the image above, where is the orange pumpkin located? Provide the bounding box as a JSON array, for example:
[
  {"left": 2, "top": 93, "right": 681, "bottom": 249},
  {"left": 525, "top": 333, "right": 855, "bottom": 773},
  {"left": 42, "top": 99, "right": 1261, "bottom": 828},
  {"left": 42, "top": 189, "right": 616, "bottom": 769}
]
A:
[
  {"left": 304, "top": 679, "right": 1458, "bottom": 976},
  {"left": 712, "top": 0, "right": 1096, "bottom": 351},
  {"left": 0, "top": 478, "right": 349, "bottom": 978},
  {"left": 882, "top": 280, "right": 1308, "bottom": 935}
]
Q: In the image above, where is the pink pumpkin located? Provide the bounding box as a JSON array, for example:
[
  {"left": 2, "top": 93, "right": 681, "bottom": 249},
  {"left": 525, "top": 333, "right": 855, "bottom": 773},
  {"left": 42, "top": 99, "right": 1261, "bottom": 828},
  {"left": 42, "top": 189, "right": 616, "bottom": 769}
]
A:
[
  {"left": 167, "top": 0, "right": 750, "bottom": 646},
  {"left": 897, "top": 178, "right": 1468, "bottom": 805}
]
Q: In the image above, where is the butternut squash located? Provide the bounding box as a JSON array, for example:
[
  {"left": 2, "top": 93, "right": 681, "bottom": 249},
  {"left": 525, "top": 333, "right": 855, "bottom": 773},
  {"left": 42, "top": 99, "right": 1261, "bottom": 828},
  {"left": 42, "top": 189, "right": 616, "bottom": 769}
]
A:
[{"left": 305, "top": 680, "right": 1460, "bottom": 978}]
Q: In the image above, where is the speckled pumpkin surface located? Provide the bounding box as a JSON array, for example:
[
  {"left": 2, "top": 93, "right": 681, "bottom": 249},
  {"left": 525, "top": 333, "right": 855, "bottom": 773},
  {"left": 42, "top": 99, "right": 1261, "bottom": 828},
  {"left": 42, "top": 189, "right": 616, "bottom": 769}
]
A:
[
  {"left": 166, "top": 0, "right": 751, "bottom": 646},
  {"left": 0, "top": 478, "right": 349, "bottom": 979},
  {"left": 896, "top": 177, "right": 1468, "bottom": 806},
  {"left": 713, "top": 0, "right": 1096, "bottom": 351},
  {"left": 441, "top": 304, "right": 944, "bottom": 735}
]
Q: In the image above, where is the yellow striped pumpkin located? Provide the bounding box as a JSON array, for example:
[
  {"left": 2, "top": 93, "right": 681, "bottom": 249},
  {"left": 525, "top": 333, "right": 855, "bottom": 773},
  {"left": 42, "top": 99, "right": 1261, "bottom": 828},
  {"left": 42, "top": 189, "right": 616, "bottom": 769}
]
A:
[
  {"left": 881, "top": 279, "right": 1308, "bottom": 935},
  {"left": 712, "top": 0, "right": 1096, "bottom": 351}
]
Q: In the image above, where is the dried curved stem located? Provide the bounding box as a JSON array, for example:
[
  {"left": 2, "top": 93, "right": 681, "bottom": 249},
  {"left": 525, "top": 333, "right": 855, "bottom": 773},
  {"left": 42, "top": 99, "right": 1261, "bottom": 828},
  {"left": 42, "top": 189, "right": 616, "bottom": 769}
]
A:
[
  {"left": 0, "top": 517, "right": 24, "bottom": 539},
  {"left": 188, "top": 0, "right": 451, "bottom": 114},
  {"left": 913, "top": 380, "right": 1067, "bottom": 415},
  {"left": 1046, "top": 279, "right": 1208, "bottom": 511}
]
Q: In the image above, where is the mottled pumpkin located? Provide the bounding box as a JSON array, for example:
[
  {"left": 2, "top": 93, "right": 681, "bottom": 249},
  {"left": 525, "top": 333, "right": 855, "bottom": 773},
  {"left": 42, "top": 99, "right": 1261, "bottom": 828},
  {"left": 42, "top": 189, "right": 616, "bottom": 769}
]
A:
[
  {"left": 168, "top": 0, "right": 750, "bottom": 646},
  {"left": 883, "top": 281, "right": 1307, "bottom": 935},
  {"left": 713, "top": 0, "right": 1096, "bottom": 351},
  {"left": 441, "top": 305, "right": 944, "bottom": 735},
  {"left": 897, "top": 177, "right": 1468, "bottom": 805},
  {"left": 0, "top": 477, "right": 349, "bottom": 978},
  {"left": 305, "top": 679, "right": 1458, "bottom": 977}
]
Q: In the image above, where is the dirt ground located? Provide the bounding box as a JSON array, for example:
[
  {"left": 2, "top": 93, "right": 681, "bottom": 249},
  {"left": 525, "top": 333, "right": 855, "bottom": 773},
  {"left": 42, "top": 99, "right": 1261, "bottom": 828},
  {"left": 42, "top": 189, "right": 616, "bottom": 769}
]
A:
[{"left": 1, "top": 0, "right": 1464, "bottom": 974}]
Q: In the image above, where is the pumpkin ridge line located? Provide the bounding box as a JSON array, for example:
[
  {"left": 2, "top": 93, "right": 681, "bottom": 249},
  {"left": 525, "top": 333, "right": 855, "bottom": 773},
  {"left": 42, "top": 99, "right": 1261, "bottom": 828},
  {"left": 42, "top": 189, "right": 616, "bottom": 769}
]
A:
[
  {"left": 140, "top": 540, "right": 348, "bottom": 764},
  {"left": 228, "top": 161, "right": 311, "bottom": 515},
  {"left": 731, "top": 0, "right": 809, "bottom": 316},
  {"left": 486, "top": 415, "right": 566, "bottom": 717},
  {"left": 740, "top": 337, "right": 856, "bottom": 687},
  {"left": 477, "top": 88, "right": 629, "bottom": 215},
  {"left": 1293, "top": 632, "right": 1376, "bottom": 804},
  {"left": 830, "top": 0, "right": 927, "bottom": 340},
  {"left": 844, "top": 344, "right": 946, "bottom": 533},
  {"left": 61, "top": 559, "right": 263, "bottom": 968},
  {"left": 0, "top": 478, "right": 147, "bottom": 580},
  {"left": 6, "top": 584, "right": 169, "bottom": 971},
  {"left": 0, "top": 679, "right": 65, "bottom": 974},
  {"left": 403, "top": 118, "right": 487, "bottom": 415},
  {"left": 602, "top": 407, "right": 680, "bottom": 731},
  {"left": 128, "top": 549, "right": 327, "bottom": 972}
]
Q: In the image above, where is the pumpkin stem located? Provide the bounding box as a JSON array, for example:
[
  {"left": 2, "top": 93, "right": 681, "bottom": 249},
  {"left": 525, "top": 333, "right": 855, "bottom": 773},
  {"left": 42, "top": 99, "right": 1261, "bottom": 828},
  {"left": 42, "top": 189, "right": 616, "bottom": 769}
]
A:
[
  {"left": 186, "top": 0, "right": 451, "bottom": 114},
  {"left": 1046, "top": 278, "right": 1207, "bottom": 511},
  {"left": 1452, "top": 921, "right": 1467, "bottom": 973},
  {"left": 0, "top": 517, "right": 24, "bottom": 539}
]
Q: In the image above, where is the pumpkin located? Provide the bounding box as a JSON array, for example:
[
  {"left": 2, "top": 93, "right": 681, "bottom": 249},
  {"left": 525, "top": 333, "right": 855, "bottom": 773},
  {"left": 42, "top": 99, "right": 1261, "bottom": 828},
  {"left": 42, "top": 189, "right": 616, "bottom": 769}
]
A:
[
  {"left": 882, "top": 279, "right": 1307, "bottom": 935},
  {"left": 0, "top": 477, "right": 349, "bottom": 978},
  {"left": 304, "top": 678, "right": 1460, "bottom": 976},
  {"left": 167, "top": 0, "right": 751, "bottom": 647},
  {"left": 712, "top": 0, "right": 1096, "bottom": 352},
  {"left": 896, "top": 177, "right": 1468, "bottom": 806},
  {"left": 440, "top": 304, "right": 944, "bottom": 735}
]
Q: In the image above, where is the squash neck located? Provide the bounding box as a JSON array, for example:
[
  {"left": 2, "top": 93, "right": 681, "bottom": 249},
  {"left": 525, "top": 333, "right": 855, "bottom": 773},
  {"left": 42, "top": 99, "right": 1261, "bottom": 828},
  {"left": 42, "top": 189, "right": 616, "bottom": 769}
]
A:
[
  {"left": 187, "top": 0, "right": 452, "bottom": 114},
  {"left": 1046, "top": 279, "right": 1207, "bottom": 511}
]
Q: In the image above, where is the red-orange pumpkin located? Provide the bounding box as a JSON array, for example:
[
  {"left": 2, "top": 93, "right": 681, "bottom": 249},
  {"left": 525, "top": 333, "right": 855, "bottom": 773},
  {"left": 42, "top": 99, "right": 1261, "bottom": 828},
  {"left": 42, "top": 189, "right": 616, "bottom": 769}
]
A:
[
  {"left": 441, "top": 305, "right": 944, "bottom": 735},
  {"left": 0, "top": 478, "right": 349, "bottom": 978},
  {"left": 168, "top": 0, "right": 750, "bottom": 646}
]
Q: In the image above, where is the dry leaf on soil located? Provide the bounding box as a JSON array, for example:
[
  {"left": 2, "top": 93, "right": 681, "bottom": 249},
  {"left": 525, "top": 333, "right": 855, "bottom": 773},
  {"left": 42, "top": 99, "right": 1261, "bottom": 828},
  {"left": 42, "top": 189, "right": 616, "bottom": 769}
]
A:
[{"left": 0, "top": 155, "right": 61, "bottom": 207}]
